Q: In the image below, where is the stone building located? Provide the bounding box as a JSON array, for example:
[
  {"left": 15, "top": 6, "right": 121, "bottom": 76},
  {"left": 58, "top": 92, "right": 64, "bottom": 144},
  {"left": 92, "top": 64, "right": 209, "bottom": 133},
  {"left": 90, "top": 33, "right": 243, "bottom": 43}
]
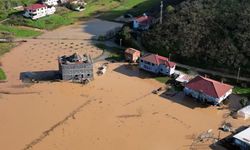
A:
[{"left": 58, "top": 53, "right": 93, "bottom": 81}]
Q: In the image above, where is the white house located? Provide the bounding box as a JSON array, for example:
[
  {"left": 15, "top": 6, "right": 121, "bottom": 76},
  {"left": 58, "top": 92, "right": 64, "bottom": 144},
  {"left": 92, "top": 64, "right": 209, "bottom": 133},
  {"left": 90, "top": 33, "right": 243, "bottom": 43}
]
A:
[
  {"left": 41, "top": 0, "right": 59, "bottom": 6},
  {"left": 184, "top": 76, "right": 233, "bottom": 105},
  {"left": 23, "top": 3, "right": 56, "bottom": 20},
  {"left": 233, "top": 127, "right": 250, "bottom": 150},
  {"left": 139, "top": 54, "right": 176, "bottom": 76}
]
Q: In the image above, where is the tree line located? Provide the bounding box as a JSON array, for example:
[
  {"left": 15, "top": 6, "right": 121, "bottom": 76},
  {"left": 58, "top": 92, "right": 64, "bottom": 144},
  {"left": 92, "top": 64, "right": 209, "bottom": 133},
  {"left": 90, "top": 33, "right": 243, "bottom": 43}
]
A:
[{"left": 142, "top": 0, "right": 250, "bottom": 76}]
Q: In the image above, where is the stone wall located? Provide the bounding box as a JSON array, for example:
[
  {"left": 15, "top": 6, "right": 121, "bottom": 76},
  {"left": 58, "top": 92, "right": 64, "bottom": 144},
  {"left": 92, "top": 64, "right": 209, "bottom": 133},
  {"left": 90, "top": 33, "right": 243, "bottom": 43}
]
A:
[{"left": 59, "top": 61, "right": 93, "bottom": 81}]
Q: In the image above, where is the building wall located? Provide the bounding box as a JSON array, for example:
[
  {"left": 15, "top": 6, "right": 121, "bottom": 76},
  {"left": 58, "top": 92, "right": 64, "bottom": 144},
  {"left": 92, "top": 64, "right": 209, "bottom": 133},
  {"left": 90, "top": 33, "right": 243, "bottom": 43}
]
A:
[
  {"left": 139, "top": 59, "right": 159, "bottom": 73},
  {"left": 159, "top": 64, "right": 175, "bottom": 75},
  {"left": 59, "top": 63, "right": 93, "bottom": 80},
  {"left": 184, "top": 87, "right": 232, "bottom": 104},
  {"left": 139, "top": 59, "right": 175, "bottom": 75},
  {"left": 234, "top": 138, "right": 250, "bottom": 150},
  {"left": 44, "top": 0, "right": 58, "bottom": 6},
  {"left": 23, "top": 6, "right": 56, "bottom": 19}
]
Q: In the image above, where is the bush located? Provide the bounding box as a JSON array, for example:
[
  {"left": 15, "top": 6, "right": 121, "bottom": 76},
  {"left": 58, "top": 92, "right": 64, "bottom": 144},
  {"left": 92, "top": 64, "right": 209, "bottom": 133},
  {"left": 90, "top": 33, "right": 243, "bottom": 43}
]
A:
[{"left": 0, "top": 68, "right": 6, "bottom": 80}]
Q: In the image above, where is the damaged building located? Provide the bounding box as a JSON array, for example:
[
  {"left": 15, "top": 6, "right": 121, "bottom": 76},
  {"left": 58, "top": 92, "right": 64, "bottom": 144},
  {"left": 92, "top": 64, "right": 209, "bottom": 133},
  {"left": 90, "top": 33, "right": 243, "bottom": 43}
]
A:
[{"left": 58, "top": 53, "right": 93, "bottom": 82}]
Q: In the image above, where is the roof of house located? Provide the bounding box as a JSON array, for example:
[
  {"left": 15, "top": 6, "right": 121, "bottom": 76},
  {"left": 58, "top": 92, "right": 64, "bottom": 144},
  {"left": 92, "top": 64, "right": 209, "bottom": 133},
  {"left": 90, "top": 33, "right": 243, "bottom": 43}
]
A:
[
  {"left": 25, "top": 3, "right": 46, "bottom": 11},
  {"left": 233, "top": 127, "right": 250, "bottom": 145},
  {"left": 140, "top": 54, "right": 176, "bottom": 68},
  {"left": 185, "top": 76, "right": 233, "bottom": 98},
  {"left": 135, "top": 15, "right": 153, "bottom": 25},
  {"left": 125, "top": 48, "right": 140, "bottom": 55}
]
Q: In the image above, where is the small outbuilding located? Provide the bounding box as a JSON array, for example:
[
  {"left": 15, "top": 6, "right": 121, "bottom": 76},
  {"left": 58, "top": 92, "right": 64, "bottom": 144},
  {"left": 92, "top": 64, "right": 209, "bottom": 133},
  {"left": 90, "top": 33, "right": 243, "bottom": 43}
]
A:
[
  {"left": 124, "top": 48, "right": 141, "bottom": 63},
  {"left": 237, "top": 105, "right": 250, "bottom": 120},
  {"left": 184, "top": 75, "right": 233, "bottom": 105},
  {"left": 175, "top": 74, "right": 194, "bottom": 84}
]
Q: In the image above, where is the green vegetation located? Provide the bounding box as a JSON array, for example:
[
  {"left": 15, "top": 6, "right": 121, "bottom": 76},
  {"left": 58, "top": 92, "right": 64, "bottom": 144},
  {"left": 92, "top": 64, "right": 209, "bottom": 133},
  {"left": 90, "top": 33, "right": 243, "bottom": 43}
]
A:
[
  {"left": 100, "top": 0, "right": 161, "bottom": 20},
  {"left": 233, "top": 87, "right": 250, "bottom": 98},
  {"left": 142, "top": 0, "right": 250, "bottom": 76},
  {"left": 0, "top": 0, "right": 36, "bottom": 20},
  {"left": 25, "top": 14, "right": 74, "bottom": 30},
  {"left": 0, "top": 68, "right": 6, "bottom": 80},
  {"left": 0, "top": 24, "right": 41, "bottom": 37},
  {"left": 4, "top": 0, "right": 162, "bottom": 30},
  {"left": 155, "top": 76, "right": 171, "bottom": 83},
  {"left": 0, "top": 43, "right": 14, "bottom": 56}
]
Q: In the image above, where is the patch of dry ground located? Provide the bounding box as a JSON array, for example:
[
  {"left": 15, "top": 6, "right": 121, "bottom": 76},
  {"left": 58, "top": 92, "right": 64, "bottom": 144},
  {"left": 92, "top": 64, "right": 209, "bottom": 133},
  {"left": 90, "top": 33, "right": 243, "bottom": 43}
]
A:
[{"left": 0, "top": 19, "right": 249, "bottom": 150}]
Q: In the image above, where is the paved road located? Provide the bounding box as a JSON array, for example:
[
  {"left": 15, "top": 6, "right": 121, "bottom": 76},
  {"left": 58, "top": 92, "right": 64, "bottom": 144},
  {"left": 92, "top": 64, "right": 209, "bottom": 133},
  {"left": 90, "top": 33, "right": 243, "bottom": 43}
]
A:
[{"left": 176, "top": 63, "right": 250, "bottom": 82}]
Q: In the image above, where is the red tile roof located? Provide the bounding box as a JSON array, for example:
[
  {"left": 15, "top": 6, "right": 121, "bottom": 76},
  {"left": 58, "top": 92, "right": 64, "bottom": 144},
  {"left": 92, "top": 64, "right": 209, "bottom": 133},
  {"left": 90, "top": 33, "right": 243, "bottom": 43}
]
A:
[
  {"left": 185, "top": 76, "right": 233, "bottom": 98},
  {"left": 141, "top": 54, "right": 176, "bottom": 68},
  {"left": 25, "top": 3, "right": 46, "bottom": 11},
  {"left": 125, "top": 48, "right": 140, "bottom": 55}
]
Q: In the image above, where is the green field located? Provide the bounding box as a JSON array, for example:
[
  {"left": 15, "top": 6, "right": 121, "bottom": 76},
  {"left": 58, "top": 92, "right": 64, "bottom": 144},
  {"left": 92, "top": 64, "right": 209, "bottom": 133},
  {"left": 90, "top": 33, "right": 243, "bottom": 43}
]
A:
[
  {"left": 155, "top": 76, "right": 171, "bottom": 83},
  {"left": 5, "top": 0, "right": 161, "bottom": 30},
  {"left": 0, "top": 43, "right": 14, "bottom": 56},
  {"left": 233, "top": 87, "right": 250, "bottom": 98},
  {"left": 0, "top": 24, "right": 41, "bottom": 37}
]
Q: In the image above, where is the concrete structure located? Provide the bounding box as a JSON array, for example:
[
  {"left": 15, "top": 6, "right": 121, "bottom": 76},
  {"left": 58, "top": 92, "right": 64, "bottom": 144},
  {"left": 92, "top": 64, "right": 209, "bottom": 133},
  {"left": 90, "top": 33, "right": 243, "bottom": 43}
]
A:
[
  {"left": 23, "top": 3, "right": 56, "bottom": 20},
  {"left": 41, "top": 0, "right": 59, "bottom": 6},
  {"left": 139, "top": 54, "right": 176, "bottom": 76},
  {"left": 133, "top": 14, "right": 153, "bottom": 30},
  {"left": 175, "top": 74, "right": 194, "bottom": 84},
  {"left": 58, "top": 53, "right": 93, "bottom": 81},
  {"left": 233, "top": 127, "right": 250, "bottom": 150},
  {"left": 124, "top": 48, "right": 141, "bottom": 63},
  {"left": 184, "top": 76, "right": 233, "bottom": 105},
  {"left": 237, "top": 105, "right": 250, "bottom": 120}
]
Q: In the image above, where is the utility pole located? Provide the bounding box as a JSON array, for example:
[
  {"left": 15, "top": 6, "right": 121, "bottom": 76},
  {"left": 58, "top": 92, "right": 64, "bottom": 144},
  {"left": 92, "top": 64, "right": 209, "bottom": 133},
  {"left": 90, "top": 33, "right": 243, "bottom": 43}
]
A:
[
  {"left": 160, "top": 1, "right": 163, "bottom": 24},
  {"left": 237, "top": 67, "right": 241, "bottom": 83},
  {"left": 119, "top": 38, "right": 122, "bottom": 47}
]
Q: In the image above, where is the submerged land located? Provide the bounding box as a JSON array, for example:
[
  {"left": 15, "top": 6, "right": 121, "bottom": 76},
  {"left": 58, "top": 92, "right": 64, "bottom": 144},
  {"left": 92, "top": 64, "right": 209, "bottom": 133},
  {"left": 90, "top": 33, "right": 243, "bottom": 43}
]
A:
[
  {"left": 0, "top": 18, "right": 249, "bottom": 150},
  {"left": 0, "top": 0, "right": 249, "bottom": 150}
]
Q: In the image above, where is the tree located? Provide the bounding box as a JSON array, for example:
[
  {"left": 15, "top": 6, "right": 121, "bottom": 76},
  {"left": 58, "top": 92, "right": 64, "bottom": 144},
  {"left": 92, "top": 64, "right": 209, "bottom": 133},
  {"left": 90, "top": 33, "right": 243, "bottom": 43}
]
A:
[{"left": 142, "top": 0, "right": 250, "bottom": 74}]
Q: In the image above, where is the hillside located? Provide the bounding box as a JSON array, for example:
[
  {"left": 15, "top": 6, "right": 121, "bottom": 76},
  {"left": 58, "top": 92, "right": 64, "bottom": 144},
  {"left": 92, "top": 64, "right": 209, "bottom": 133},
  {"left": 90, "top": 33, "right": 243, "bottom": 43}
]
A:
[{"left": 142, "top": 0, "right": 250, "bottom": 76}]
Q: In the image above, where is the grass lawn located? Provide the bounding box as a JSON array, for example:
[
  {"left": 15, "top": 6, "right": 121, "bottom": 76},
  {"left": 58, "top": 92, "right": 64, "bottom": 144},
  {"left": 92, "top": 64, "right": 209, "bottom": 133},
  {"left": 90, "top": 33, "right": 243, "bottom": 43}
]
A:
[
  {"left": 0, "top": 68, "right": 6, "bottom": 80},
  {"left": 6, "top": 0, "right": 161, "bottom": 30},
  {"left": 0, "top": 43, "right": 14, "bottom": 56},
  {"left": 233, "top": 87, "right": 250, "bottom": 98},
  {"left": 155, "top": 76, "right": 171, "bottom": 83},
  {"left": 100, "top": 0, "right": 162, "bottom": 20},
  {"left": 24, "top": 14, "right": 74, "bottom": 30},
  {"left": 0, "top": 24, "right": 41, "bottom": 38}
]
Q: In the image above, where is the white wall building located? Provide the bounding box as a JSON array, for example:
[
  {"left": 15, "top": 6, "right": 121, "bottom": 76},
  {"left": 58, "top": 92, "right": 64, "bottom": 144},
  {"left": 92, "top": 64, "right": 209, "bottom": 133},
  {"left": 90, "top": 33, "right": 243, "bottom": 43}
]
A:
[
  {"left": 139, "top": 54, "right": 176, "bottom": 76},
  {"left": 42, "top": 0, "right": 59, "bottom": 6},
  {"left": 23, "top": 4, "right": 56, "bottom": 20},
  {"left": 184, "top": 76, "right": 233, "bottom": 105}
]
